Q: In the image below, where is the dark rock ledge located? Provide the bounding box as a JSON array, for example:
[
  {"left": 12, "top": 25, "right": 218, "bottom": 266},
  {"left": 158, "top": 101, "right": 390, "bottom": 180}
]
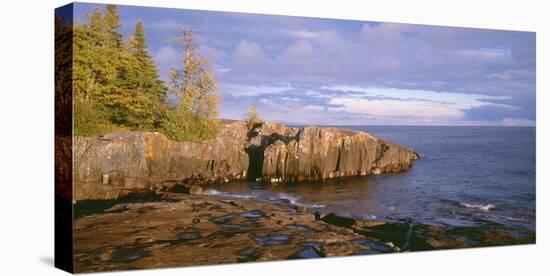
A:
[
  {"left": 73, "top": 121, "right": 419, "bottom": 201},
  {"left": 73, "top": 193, "right": 534, "bottom": 272}
]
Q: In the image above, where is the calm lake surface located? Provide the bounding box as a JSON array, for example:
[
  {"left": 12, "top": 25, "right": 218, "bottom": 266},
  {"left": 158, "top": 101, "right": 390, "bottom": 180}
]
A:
[{"left": 206, "top": 126, "right": 536, "bottom": 237}]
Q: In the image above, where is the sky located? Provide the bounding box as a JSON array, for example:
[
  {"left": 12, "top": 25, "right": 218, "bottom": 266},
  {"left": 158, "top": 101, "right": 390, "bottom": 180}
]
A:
[{"left": 74, "top": 3, "right": 536, "bottom": 126}]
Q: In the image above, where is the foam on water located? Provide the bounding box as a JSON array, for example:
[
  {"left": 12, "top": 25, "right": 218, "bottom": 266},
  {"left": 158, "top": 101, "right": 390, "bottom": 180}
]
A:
[
  {"left": 460, "top": 203, "right": 496, "bottom": 211},
  {"left": 275, "top": 193, "right": 325, "bottom": 208},
  {"left": 203, "top": 189, "right": 256, "bottom": 199}
]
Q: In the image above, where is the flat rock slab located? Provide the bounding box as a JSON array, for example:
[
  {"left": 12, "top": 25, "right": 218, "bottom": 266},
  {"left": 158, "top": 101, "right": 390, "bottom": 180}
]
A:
[
  {"left": 73, "top": 193, "right": 366, "bottom": 272},
  {"left": 74, "top": 193, "right": 534, "bottom": 272}
]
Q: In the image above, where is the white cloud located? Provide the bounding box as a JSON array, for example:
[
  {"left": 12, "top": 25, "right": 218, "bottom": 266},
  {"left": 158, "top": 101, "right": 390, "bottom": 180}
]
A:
[
  {"left": 154, "top": 46, "right": 179, "bottom": 64},
  {"left": 280, "top": 40, "right": 314, "bottom": 60},
  {"left": 215, "top": 66, "right": 231, "bottom": 74},
  {"left": 148, "top": 19, "right": 184, "bottom": 31},
  {"left": 219, "top": 82, "right": 292, "bottom": 97},
  {"left": 329, "top": 98, "right": 463, "bottom": 120},
  {"left": 234, "top": 40, "right": 268, "bottom": 62},
  {"left": 320, "top": 85, "right": 516, "bottom": 122},
  {"left": 321, "top": 85, "right": 512, "bottom": 109},
  {"left": 303, "top": 105, "right": 325, "bottom": 111},
  {"left": 454, "top": 48, "right": 511, "bottom": 60},
  {"left": 283, "top": 30, "right": 320, "bottom": 39},
  {"left": 153, "top": 46, "right": 181, "bottom": 80},
  {"left": 199, "top": 45, "right": 227, "bottom": 61},
  {"left": 359, "top": 23, "right": 409, "bottom": 47}
]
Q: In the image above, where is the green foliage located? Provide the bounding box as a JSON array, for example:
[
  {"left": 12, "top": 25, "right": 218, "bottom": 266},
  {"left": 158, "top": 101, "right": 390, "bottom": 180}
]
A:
[
  {"left": 162, "top": 109, "right": 219, "bottom": 142},
  {"left": 246, "top": 105, "right": 262, "bottom": 129},
  {"left": 71, "top": 5, "right": 221, "bottom": 142},
  {"left": 73, "top": 5, "right": 166, "bottom": 135},
  {"left": 55, "top": 14, "right": 74, "bottom": 136},
  {"left": 73, "top": 97, "right": 126, "bottom": 137},
  {"left": 161, "top": 28, "right": 221, "bottom": 141}
]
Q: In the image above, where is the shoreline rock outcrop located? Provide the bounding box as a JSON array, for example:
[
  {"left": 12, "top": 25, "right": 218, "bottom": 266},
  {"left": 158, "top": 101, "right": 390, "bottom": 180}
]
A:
[
  {"left": 261, "top": 126, "right": 418, "bottom": 183},
  {"left": 74, "top": 121, "right": 251, "bottom": 200},
  {"left": 73, "top": 121, "right": 418, "bottom": 201},
  {"left": 73, "top": 193, "right": 534, "bottom": 272}
]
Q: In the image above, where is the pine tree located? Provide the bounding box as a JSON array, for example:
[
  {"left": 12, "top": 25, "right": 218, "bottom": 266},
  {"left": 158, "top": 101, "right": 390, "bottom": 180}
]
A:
[
  {"left": 113, "top": 20, "right": 166, "bottom": 129},
  {"left": 103, "top": 4, "right": 123, "bottom": 49},
  {"left": 132, "top": 21, "right": 148, "bottom": 63}
]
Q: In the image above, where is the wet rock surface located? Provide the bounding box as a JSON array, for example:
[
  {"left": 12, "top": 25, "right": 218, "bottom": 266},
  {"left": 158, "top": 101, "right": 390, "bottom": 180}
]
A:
[
  {"left": 318, "top": 213, "right": 535, "bottom": 252},
  {"left": 74, "top": 193, "right": 364, "bottom": 272},
  {"left": 73, "top": 193, "right": 534, "bottom": 272}
]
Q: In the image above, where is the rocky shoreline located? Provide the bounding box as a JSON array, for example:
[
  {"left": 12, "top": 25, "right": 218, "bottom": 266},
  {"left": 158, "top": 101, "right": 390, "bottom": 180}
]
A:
[
  {"left": 73, "top": 191, "right": 534, "bottom": 272},
  {"left": 71, "top": 121, "right": 534, "bottom": 272},
  {"left": 73, "top": 121, "right": 419, "bottom": 201}
]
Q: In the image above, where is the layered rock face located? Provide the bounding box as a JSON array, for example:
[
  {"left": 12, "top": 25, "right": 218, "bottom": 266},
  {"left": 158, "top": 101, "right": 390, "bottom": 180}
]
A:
[
  {"left": 73, "top": 121, "right": 418, "bottom": 200},
  {"left": 261, "top": 126, "right": 418, "bottom": 183},
  {"left": 73, "top": 122, "right": 250, "bottom": 200}
]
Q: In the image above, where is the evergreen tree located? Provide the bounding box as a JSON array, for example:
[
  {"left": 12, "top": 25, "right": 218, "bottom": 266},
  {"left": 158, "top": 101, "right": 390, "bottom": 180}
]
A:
[
  {"left": 103, "top": 4, "right": 123, "bottom": 49},
  {"left": 112, "top": 20, "right": 166, "bottom": 129},
  {"left": 132, "top": 21, "right": 148, "bottom": 63},
  {"left": 71, "top": 4, "right": 220, "bottom": 141},
  {"left": 73, "top": 5, "right": 129, "bottom": 133}
]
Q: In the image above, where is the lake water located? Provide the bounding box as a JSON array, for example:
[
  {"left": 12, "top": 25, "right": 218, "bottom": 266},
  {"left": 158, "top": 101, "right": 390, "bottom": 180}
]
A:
[{"left": 205, "top": 126, "right": 536, "bottom": 237}]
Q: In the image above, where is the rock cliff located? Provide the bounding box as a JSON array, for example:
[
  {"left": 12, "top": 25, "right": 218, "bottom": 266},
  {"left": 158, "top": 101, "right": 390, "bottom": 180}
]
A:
[
  {"left": 261, "top": 126, "right": 418, "bottom": 183},
  {"left": 74, "top": 122, "right": 250, "bottom": 200},
  {"left": 73, "top": 121, "right": 418, "bottom": 200}
]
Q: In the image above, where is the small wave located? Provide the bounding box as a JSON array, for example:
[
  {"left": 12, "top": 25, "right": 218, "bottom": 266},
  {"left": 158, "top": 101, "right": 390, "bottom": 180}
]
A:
[
  {"left": 505, "top": 216, "right": 529, "bottom": 223},
  {"left": 362, "top": 213, "right": 378, "bottom": 220},
  {"left": 460, "top": 202, "right": 495, "bottom": 211},
  {"left": 229, "top": 193, "right": 256, "bottom": 199},
  {"left": 277, "top": 192, "right": 300, "bottom": 204},
  {"left": 203, "top": 189, "right": 255, "bottom": 199},
  {"left": 275, "top": 193, "right": 325, "bottom": 208},
  {"left": 204, "top": 188, "right": 222, "bottom": 195}
]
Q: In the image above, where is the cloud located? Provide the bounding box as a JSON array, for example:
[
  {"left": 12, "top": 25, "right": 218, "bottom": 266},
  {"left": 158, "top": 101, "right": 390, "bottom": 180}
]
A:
[
  {"left": 154, "top": 45, "right": 179, "bottom": 64},
  {"left": 454, "top": 48, "right": 511, "bottom": 60},
  {"left": 280, "top": 40, "right": 314, "bottom": 60},
  {"left": 283, "top": 30, "right": 321, "bottom": 40},
  {"left": 463, "top": 104, "right": 529, "bottom": 122},
  {"left": 148, "top": 19, "right": 184, "bottom": 31},
  {"left": 359, "top": 23, "right": 408, "bottom": 46},
  {"left": 321, "top": 85, "right": 512, "bottom": 108},
  {"left": 220, "top": 82, "right": 292, "bottom": 97},
  {"left": 233, "top": 40, "right": 268, "bottom": 62},
  {"left": 153, "top": 46, "right": 181, "bottom": 80},
  {"left": 75, "top": 3, "right": 535, "bottom": 126},
  {"left": 329, "top": 98, "right": 464, "bottom": 120}
]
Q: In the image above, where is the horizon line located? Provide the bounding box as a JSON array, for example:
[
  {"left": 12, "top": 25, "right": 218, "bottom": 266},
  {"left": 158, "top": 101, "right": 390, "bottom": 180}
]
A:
[{"left": 220, "top": 118, "right": 536, "bottom": 128}]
